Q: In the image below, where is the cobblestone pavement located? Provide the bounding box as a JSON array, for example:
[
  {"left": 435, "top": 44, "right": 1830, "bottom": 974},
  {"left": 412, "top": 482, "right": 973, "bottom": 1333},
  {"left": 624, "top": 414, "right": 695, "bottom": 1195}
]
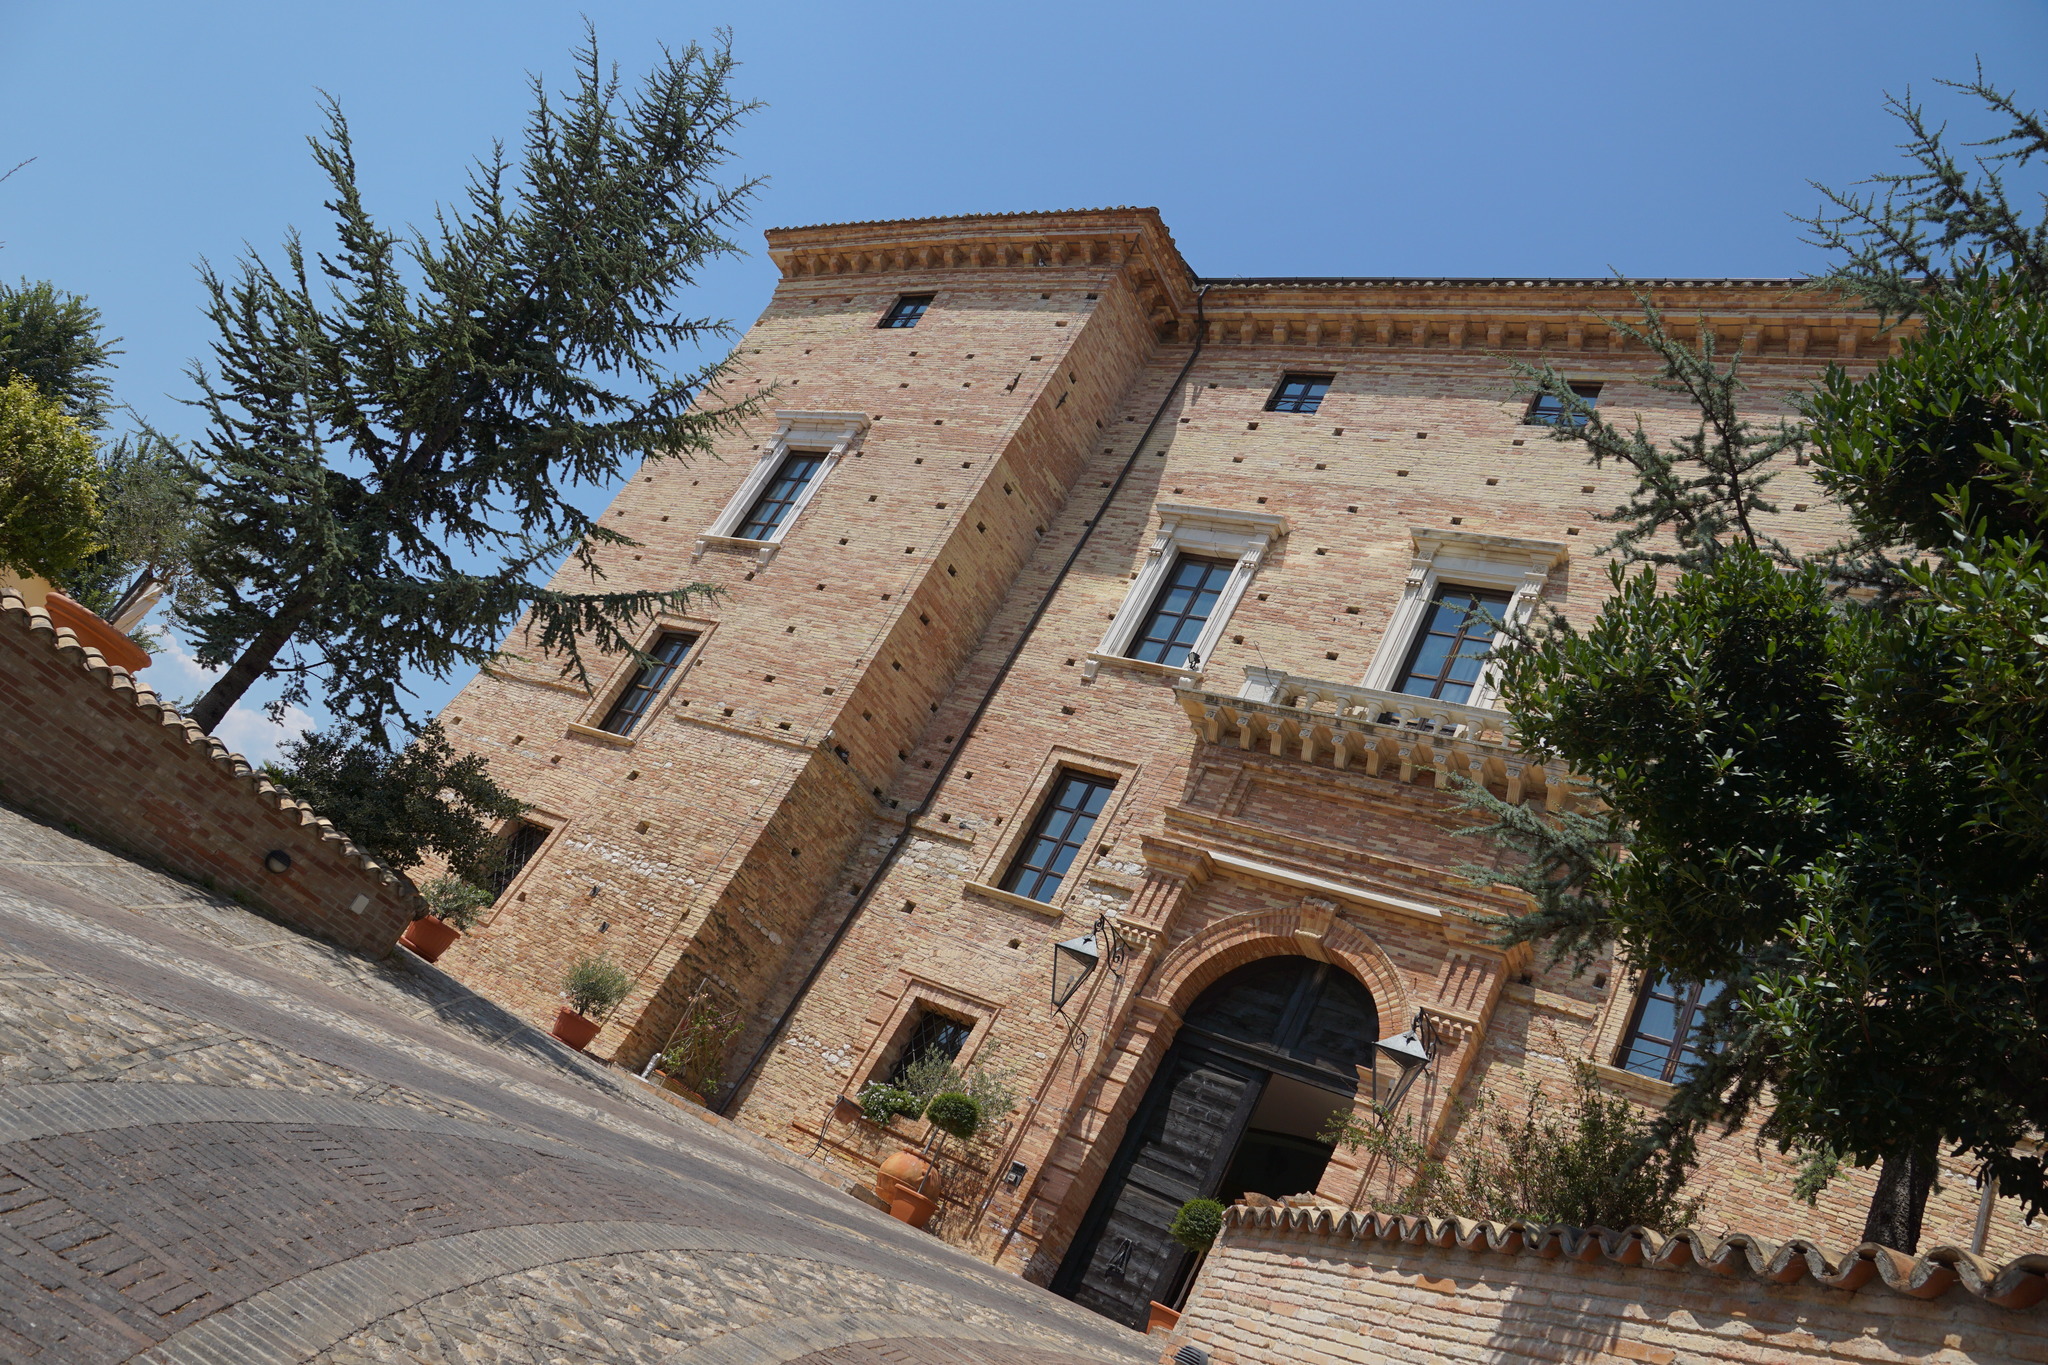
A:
[{"left": 0, "top": 802, "right": 1152, "bottom": 1365}]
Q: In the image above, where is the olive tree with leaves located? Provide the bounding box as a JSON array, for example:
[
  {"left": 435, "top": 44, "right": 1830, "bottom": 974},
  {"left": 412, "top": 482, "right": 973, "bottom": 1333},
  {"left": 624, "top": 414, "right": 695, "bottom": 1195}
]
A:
[
  {"left": 175, "top": 29, "right": 764, "bottom": 738},
  {"left": 1461, "top": 72, "right": 2048, "bottom": 1254}
]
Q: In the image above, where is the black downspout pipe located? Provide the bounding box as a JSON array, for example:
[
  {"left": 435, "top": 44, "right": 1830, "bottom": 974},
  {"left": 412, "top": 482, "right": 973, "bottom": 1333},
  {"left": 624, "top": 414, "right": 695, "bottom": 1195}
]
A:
[{"left": 718, "top": 286, "right": 1211, "bottom": 1113}]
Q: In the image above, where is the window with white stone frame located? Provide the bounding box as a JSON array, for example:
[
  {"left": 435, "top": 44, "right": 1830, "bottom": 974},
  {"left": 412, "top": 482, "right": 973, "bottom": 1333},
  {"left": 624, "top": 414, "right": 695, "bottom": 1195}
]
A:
[
  {"left": 1083, "top": 504, "right": 1288, "bottom": 680},
  {"left": 1357, "top": 527, "right": 1569, "bottom": 712},
  {"left": 695, "top": 410, "right": 869, "bottom": 565}
]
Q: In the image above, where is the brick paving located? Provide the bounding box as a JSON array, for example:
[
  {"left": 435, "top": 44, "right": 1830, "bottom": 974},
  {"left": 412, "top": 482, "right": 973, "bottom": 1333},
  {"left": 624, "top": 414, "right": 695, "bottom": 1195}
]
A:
[{"left": 0, "top": 801, "right": 1151, "bottom": 1365}]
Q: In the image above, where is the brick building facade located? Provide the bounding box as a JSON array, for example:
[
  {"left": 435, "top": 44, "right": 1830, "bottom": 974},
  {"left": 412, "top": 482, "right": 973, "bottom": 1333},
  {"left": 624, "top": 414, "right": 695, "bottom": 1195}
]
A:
[{"left": 430, "top": 207, "right": 2043, "bottom": 1326}]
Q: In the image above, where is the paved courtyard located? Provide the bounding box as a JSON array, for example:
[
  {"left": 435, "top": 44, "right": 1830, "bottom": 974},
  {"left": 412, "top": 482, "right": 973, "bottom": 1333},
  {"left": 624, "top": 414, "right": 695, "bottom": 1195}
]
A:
[{"left": 0, "top": 800, "right": 1154, "bottom": 1365}]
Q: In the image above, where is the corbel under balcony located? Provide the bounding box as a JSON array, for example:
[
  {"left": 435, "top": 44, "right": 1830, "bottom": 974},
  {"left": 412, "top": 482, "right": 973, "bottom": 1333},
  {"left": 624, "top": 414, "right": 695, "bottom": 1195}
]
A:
[{"left": 1174, "top": 665, "right": 1569, "bottom": 809}]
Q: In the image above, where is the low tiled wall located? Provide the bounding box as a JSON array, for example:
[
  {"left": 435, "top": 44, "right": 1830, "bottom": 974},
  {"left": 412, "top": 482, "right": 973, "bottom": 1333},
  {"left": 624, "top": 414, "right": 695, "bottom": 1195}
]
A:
[
  {"left": 1163, "top": 1204, "right": 2048, "bottom": 1365},
  {"left": 0, "top": 589, "right": 416, "bottom": 954}
]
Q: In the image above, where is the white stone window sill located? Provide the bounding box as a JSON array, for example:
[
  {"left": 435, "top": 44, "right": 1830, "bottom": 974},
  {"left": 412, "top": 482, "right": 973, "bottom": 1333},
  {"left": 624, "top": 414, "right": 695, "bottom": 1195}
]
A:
[
  {"left": 565, "top": 721, "right": 636, "bottom": 747},
  {"left": 1081, "top": 651, "right": 1204, "bottom": 683},
  {"left": 693, "top": 533, "right": 783, "bottom": 565},
  {"left": 961, "top": 879, "right": 1065, "bottom": 919},
  {"left": 1586, "top": 1059, "right": 1678, "bottom": 1105}
]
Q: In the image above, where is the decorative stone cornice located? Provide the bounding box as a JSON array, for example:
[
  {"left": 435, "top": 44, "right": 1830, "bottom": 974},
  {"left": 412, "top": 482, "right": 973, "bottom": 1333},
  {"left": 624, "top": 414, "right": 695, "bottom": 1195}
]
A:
[{"left": 758, "top": 206, "right": 1908, "bottom": 357}]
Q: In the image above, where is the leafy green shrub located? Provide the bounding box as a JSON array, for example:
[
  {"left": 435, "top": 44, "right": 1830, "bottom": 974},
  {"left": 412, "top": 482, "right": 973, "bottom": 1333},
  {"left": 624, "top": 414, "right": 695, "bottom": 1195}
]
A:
[
  {"left": 924, "top": 1091, "right": 981, "bottom": 1142},
  {"left": 562, "top": 954, "right": 632, "bottom": 1019},
  {"left": 1168, "top": 1198, "right": 1224, "bottom": 1254},
  {"left": 419, "top": 875, "right": 493, "bottom": 931},
  {"left": 857, "top": 1082, "right": 922, "bottom": 1125},
  {"left": 0, "top": 376, "right": 101, "bottom": 580}
]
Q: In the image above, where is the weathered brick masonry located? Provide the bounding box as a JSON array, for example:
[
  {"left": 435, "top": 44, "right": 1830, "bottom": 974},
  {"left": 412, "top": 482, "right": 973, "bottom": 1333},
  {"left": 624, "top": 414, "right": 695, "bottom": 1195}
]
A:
[
  {"left": 0, "top": 589, "right": 417, "bottom": 953},
  {"left": 433, "top": 207, "right": 2046, "bottom": 1307},
  {"left": 1162, "top": 1204, "right": 2048, "bottom": 1365}
]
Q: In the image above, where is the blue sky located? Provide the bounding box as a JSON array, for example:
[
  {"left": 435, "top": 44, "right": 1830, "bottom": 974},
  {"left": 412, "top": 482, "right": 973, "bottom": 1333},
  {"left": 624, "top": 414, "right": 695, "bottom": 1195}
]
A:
[{"left": 4, "top": 0, "right": 2044, "bottom": 759}]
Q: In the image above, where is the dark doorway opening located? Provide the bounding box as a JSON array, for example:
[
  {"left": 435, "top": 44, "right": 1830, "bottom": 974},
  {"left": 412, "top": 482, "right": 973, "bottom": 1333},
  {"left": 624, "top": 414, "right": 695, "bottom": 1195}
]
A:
[{"left": 1050, "top": 956, "right": 1378, "bottom": 1329}]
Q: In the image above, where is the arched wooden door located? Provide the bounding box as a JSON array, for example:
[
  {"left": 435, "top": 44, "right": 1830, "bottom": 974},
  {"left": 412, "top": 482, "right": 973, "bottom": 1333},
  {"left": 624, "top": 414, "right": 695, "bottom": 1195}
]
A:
[{"left": 1050, "top": 956, "right": 1379, "bottom": 1328}]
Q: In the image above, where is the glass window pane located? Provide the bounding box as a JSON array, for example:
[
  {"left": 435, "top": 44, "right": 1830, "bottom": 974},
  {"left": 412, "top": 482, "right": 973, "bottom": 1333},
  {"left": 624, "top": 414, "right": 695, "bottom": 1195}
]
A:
[{"left": 1002, "top": 771, "right": 1116, "bottom": 902}]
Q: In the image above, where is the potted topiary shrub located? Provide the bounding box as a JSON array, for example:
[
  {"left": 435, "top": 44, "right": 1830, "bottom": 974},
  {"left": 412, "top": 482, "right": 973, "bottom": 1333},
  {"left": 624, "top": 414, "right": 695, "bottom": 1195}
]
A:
[
  {"left": 553, "top": 954, "right": 631, "bottom": 1051},
  {"left": 860, "top": 1082, "right": 931, "bottom": 1213},
  {"left": 1151, "top": 1197, "right": 1224, "bottom": 1333},
  {"left": 883, "top": 1090, "right": 980, "bottom": 1229},
  {"left": 399, "top": 876, "right": 493, "bottom": 963}
]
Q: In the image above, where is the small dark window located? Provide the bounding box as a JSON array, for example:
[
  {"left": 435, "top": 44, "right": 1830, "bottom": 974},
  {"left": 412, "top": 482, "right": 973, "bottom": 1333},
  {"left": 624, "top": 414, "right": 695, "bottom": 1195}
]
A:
[
  {"left": 1392, "top": 585, "right": 1510, "bottom": 706},
  {"left": 1001, "top": 770, "right": 1116, "bottom": 903},
  {"left": 1266, "top": 373, "right": 1335, "bottom": 414},
  {"left": 486, "top": 821, "right": 549, "bottom": 898},
  {"left": 885, "top": 1008, "right": 972, "bottom": 1086},
  {"left": 1620, "top": 977, "right": 1723, "bottom": 1083},
  {"left": 597, "top": 632, "right": 696, "bottom": 736},
  {"left": 1525, "top": 381, "right": 1602, "bottom": 426},
  {"left": 1128, "top": 554, "right": 1235, "bottom": 668},
  {"left": 735, "top": 450, "right": 826, "bottom": 540},
  {"left": 878, "top": 294, "right": 934, "bottom": 329}
]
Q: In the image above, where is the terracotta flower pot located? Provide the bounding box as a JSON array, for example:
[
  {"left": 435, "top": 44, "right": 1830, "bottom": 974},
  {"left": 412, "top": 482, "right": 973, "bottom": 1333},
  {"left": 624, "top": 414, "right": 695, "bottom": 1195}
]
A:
[
  {"left": 399, "top": 915, "right": 460, "bottom": 963},
  {"left": 551, "top": 1007, "right": 602, "bottom": 1051},
  {"left": 830, "top": 1094, "right": 864, "bottom": 1126},
  {"left": 659, "top": 1074, "right": 705, "bottom": 1105},
  {"left": 43, "top": 592, "right": 152, "bottom": 673},
  {"left": 875, "top": 1148, "right": 932, "bottom": 1207},
  {"left": 888, "top": 1186, "right": 937, "bottom": 1228},
  {"left": 1146, "top": 1302, "right": 1181, "bottom": 1335}
]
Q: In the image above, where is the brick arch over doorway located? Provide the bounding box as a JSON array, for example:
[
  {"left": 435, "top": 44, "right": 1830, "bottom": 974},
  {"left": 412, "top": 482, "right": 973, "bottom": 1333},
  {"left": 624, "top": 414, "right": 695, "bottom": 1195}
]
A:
[{"left": 1019, "top": 901, "right": 1413, "bottom": 1285}]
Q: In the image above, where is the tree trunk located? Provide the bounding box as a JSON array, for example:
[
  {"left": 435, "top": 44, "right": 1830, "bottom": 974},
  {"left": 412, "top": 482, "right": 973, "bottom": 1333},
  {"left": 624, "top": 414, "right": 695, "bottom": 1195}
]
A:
[
  {"left": 1861, "top": 1140, "right": 1938, "bottom": 1253},
  {"left": 186, "top": 604, "right": 317, "bottom": 734}
]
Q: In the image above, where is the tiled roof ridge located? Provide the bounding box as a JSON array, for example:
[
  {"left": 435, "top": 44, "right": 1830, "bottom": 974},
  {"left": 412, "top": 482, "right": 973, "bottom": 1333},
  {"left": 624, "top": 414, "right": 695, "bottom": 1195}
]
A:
[
  {"left": 1225, "top": 1202, "right": 2048, "bottom": 1310},
  {"left": 0, "top": 588, "right": 418, "bottom": 902}
]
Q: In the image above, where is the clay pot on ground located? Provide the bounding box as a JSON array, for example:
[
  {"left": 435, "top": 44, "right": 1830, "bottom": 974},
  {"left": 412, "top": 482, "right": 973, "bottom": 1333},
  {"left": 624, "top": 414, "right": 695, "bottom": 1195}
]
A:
[
  {"left": 551, "top": 1007, "right": 602, "bottom": 1051},
  {"left": 1146, "top": 1303, "right": 1181, "bottom": 1335},
  {"left": 658, "top": 1073, "right": 705, "bottom": 1105},
  {"left": 874, "top": 1148, "right": 931, "bottom": 1207},
  {"left": 399, "top": 915, "right": 460, "bottom": 963},
  {"left": 43, "top": 592, "right": 152, "bottom": 673},
  {"left": 887, "top": 1186, "right": 937, "bottom": 1228}
]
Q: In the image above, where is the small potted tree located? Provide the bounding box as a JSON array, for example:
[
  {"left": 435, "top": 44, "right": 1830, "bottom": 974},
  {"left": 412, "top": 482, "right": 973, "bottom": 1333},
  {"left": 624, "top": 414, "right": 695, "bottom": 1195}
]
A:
[
  {"left": 653, "top": 987, "right": 744, "bottom": 1105},
  {"left": 554, "top": 954, "right": 631, "bottom": 1051},
  {"left": 399, "top": 876, "right": 493, "bottom": 963},
  {"left": 1153, "top": 1198, "right": 1224, "bottom": 1334},
  {"left": 882, "top": 1090, "right": 980, "bottom": 1229}
]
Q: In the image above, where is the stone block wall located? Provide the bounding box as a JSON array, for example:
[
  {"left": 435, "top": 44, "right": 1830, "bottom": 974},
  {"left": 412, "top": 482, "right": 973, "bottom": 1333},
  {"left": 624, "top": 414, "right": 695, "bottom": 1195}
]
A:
[
  {"left": 1163, "top": 1203, "right": 2048, "bottom": 1365},
  {"left": 0, "top": 589, "right": 417, "bottom": 954}
]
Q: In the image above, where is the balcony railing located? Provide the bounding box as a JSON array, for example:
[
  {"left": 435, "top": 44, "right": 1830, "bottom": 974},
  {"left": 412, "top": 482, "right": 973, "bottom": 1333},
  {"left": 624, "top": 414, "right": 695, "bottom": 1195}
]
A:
[{"left": 1173, "top": 665, "right": 1567, "bottom": 809}]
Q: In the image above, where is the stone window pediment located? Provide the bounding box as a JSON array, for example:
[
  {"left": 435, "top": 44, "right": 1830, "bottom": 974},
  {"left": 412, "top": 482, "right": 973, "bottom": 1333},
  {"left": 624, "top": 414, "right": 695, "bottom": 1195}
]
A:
[
  {"left": 1085, "top": 503, "right": 1287, "bottom": 679},
  {"left": 696, "top": 410, "right": 869, "bottom": 564},
  {"left": 1359, "top": 526, "right": 1568, "bottom": 710}
]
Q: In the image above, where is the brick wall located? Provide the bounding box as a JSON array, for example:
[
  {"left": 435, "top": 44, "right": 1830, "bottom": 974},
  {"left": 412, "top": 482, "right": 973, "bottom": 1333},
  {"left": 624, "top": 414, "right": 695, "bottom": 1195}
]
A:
[
  {"left": 0, "top": 590, "right": 417, "bottom": 954},
  {"left": 1162, "top": 1203, "right": 2048, "bottom": 1365}
]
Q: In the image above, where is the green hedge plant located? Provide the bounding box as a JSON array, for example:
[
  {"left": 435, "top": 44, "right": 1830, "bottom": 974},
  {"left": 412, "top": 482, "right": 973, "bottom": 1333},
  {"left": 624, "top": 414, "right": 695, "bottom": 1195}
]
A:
[{"left": 1168, "top": 1198, "right": 1224, "bottom": 1254}]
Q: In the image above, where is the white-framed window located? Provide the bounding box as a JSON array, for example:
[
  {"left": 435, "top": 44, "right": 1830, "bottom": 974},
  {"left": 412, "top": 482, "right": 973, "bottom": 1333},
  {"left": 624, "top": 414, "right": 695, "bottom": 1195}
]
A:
[
  {"left": 1083, "top": 503, "right": 1287, "bottom": 679},
  {"left": 1358, "top": 527, "right": 1569, "bottom": 711},
  {"left": 695, "top": 410, "right": 869, "bottom": 565}
]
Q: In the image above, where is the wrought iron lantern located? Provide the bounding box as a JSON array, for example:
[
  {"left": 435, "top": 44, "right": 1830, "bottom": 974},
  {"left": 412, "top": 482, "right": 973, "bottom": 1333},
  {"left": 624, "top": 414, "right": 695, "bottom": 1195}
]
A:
[
  {"left": 1050, "top": 913, "right": 1125, "bottom": 1014},
  {"left": 1374, "top": 1011, "right": 1438, "bottom": 1117}
]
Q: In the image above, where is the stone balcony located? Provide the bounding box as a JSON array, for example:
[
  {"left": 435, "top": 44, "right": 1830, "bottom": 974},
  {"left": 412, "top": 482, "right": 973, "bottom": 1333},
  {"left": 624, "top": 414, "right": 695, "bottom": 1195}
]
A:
[{"left": 1173, "top": 664, "right": 1568, "bottom": 808}]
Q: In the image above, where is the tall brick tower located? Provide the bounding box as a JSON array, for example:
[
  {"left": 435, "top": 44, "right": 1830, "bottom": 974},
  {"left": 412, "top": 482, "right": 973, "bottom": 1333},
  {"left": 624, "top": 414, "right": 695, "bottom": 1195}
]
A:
[{"left": 434, "top": 210, "right": 2044, "bottom": 1316}]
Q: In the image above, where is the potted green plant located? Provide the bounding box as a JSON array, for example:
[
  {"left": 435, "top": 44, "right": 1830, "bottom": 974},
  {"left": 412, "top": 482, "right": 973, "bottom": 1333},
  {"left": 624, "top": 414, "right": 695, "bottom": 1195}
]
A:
[
  {"left": 653, "top": 988, "right": 744, "bottom": 1104},
  {"left": 1152, "top": 1198, "right": 1224, "bottom": 1333},
  {"left": 880, "top": 1090, "right": 979, "bottom": 1229},
  {"left": 399, "top": 876, "right": 493, "bottom": 963},
  {"left": 553, "top": 953, "right": 631, "bottom": 1051}
]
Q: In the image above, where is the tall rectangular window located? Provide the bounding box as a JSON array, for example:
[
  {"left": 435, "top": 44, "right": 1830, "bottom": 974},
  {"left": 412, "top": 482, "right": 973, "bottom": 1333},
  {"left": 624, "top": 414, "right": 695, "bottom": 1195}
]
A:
[
  {"left": 884, "top": 1009, "right": 972, "bottom": 1088},
  {"left": 1128, "top": 555, "right": 1235, "bottom": 668},
  {"left": 1392, "top": 585, "right": 1510, "bottom": 705},
  {"left": 735, "top": 451, "right": 826, "bottom": 541},
  {"left": 486, "top": 821, "right": 549, "bottom": 898},
  {"left": 1620, "top": 977, "right": 1723, "bottom": 1083},
  {"left": 1525, "top": 381, "right": 1602, "bottom": 426},
  {"left": 878, "top": 294, "right": 934, "bottom": 329},
  {"left": 1002, "top": 770, "right": 1116, "bottom": 903},
  {"left": 1266, "top": 373, "right": 1335, "bottom": 414},
  {"left": 597, "top": 631, "right": 695, "bottom": 736}
]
